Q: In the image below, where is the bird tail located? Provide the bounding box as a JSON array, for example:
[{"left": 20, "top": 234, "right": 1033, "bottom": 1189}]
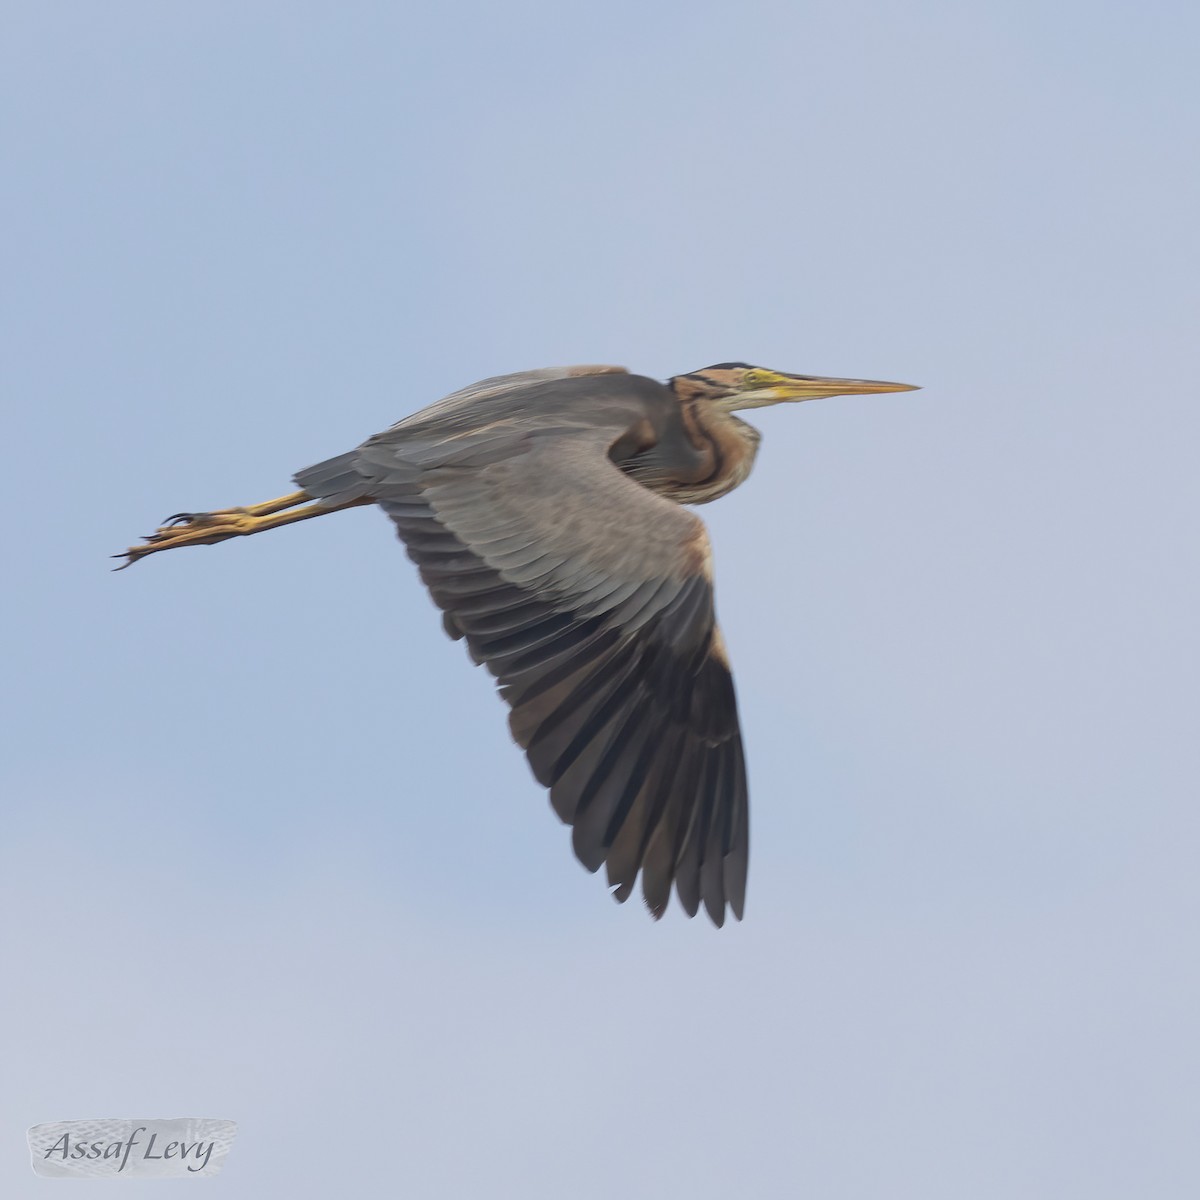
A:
[{"left": 292, "top": 451, "right": 376, "bottom": 508}]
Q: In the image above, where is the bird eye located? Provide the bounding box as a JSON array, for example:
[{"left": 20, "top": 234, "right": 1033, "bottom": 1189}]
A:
[{"left": 743, "top": 369, "right": 770, "bottom": 387}]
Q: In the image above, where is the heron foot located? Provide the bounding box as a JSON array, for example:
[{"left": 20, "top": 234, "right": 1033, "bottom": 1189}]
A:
[
  {"left": 113, "top": 490, "right": 369, "bottom": 570},
  {"left": 114, "top": 512, "right": 261, "bottom": 569}
]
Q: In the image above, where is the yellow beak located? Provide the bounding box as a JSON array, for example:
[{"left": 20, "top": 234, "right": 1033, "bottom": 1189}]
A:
[
  {"left": 763, "top": 371, "right": 920, "bottom": 401},
  {"left": 729, "top": 369, "right": 919, "bottom": 410}
]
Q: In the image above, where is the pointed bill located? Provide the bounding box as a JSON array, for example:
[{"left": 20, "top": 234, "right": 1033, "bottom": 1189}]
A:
[{"left": 729, "top": 368, "right": 920, "bottom": 409}]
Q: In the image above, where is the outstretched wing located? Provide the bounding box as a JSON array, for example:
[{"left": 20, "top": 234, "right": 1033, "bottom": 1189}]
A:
[{"left": 296, "top": 369, "right": 748, "bottom": 924}]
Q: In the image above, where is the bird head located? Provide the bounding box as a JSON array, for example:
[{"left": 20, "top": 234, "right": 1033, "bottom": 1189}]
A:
[{"left": 674, "top": 363, "right": 919, "bottom": 410}]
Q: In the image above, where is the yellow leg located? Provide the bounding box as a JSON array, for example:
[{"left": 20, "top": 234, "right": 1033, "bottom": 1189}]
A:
[
  {"left": 161, "top": 490, "right": 313, "bottom": 524},
  {"left": 115, "top": 493, "right": 372, "bottom": 569}
]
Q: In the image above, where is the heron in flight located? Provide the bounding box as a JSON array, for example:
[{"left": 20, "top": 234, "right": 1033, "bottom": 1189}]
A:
[{"left": 119, "top": 363, "right": 917, "bottom": 925}]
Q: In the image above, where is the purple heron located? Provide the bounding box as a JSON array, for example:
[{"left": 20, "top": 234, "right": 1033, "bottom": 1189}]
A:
[{"left": 118, "top": 364, "right": 917, "bottom": 925}]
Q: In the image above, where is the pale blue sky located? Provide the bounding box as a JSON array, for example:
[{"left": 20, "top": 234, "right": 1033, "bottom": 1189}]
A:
[{"left": 3, "top": 2, "right": 1199, "bottom": 1196}]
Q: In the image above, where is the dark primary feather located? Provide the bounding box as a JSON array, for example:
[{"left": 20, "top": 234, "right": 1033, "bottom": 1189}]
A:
[{"left": 294, "top": 366, "right": 749, "bottom": 924}]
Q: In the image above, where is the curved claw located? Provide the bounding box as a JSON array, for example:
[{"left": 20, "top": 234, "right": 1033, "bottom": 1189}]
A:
[{"left": 112, "top": 544, "right": 154, "bottom": 570}]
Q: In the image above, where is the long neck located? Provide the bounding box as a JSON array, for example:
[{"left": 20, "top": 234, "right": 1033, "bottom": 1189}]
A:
[
  {"left": 675, "top": 400, "right": 762, "bottom": 503},
  {"left": 616, "top": 393, "right": 762, "bottom": 505}
]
